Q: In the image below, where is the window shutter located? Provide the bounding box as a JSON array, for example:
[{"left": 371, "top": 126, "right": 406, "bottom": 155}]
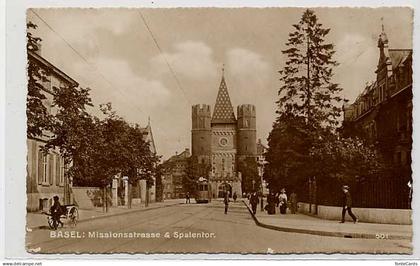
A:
[
  {"left": 49, "top": 154, "right": 54, "bottom": 185},
  {"left": 37, "top": 150, "right": 43, "bottom": 185},
  {"left": 56, "top": 156, "right": 60, "bottom": 186}
]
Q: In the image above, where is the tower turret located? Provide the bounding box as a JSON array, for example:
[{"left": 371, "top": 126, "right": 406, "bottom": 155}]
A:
[
  {"left": 191, "top": 104, "right": 212, "bottom": 163},
  {"left": 237, "top": 104, "right": 257, "bottom": 157}
]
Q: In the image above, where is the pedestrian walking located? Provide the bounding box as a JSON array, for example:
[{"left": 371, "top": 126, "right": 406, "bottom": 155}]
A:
[
  {"left": 279, "top": 188, "right": 288, "bottom": 214},
  {"left": 340, "top": 185, "right": 358, "bottom": 223},
  {"left": 250, "top": 192, "right": 259, "bottom": 215},
  {"left": 233, "top": 192, "right": 237, "bottom": 202},
  {"left": 289, "top": 191, "right": 298, "bottom": 214},
  {"left": 185, "top": 192, "right": 191, "bottom": 204},
  {"left": 224, "top": 191, "right": 230, "bottom": 214},
  {"left": 265, "top": 192, "right": 276, "bottom": 215}
]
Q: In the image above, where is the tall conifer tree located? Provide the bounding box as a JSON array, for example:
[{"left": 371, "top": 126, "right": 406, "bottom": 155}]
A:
[
  {"left": 265, "top": 9, "right": 343, "bottom": 193},
  {"left": 277, "top": 9, "right": 343, "bottom": 129}
]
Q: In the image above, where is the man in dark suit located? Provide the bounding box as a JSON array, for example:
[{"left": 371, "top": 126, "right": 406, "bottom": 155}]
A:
[
  {"left": 224, "top": 191, "right": 230, "bottom": 214},
  {"left": 340, "top": 185, "right": 358, "bottom": 223},
  {"left": 249, "top": 192, "right": 259, "bottom": 215}
]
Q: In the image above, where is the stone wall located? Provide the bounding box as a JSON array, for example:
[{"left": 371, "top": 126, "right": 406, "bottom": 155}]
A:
[{"left": 297, "top": 202, "right": 412, "bottom": 225}]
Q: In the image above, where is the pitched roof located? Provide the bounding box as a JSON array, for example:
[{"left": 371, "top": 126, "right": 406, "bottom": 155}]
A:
[
  {"left": 28, "top": 50, "right": 78, "bottom": 87},
  {"left": 211, "top": 76, "right": 236, "bottom": 124},
  {"left": 139, "top": 120, "right": 156, "bottom": 154},
  {"left": 389, "top": 49, "right": 412, "bottom": 70},
  {"left": 257, "top": 140, "right": 268, "bottom": 156}
]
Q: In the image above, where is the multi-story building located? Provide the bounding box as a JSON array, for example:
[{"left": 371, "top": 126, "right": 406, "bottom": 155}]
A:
[
  {"left": 161, "top": 148, "right": 191, "bottom": 199},
  {"left": 192, "top": 71, "right": 257, "bottom": 198},
  {"left": 342, "top": 26, "right": 412, "bottom": 208},
  {"left": 26, "top": 49, "right": 79, "bottom": 212}
]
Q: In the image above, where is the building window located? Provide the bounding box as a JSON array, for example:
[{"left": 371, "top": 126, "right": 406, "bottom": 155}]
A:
[{"left": 38, "top": 150, "right": 48, "bottom": 185}]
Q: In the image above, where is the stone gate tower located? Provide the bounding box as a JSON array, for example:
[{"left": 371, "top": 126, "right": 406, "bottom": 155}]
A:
[{"left": 191, "top": 70, "right": 257, "bottom": 198}]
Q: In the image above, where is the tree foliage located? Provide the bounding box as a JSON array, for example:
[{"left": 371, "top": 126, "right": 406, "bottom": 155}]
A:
[
  {"left": 26, "top": 22, "right": 52, "bottom": 138},
  {"left": 183, "top": 156, "right": 211, "bottom": 194},
  {"left": 27, "top": 22, "right": 162, "bottom": 205},
  {"left": 264, "top": 113, "right": 311, "bottom": 193},
  {"left": 264, "top": 10, "right": 384, "bottom": 203},
  {"left": 278, "top": 9, "right": 343, "bottom": 129},
  {"left": 310, "top": 137, "right": 386, "bottom": 185},
  {"left": 238, "top": 157, "right": 260, "bottom": 194}
]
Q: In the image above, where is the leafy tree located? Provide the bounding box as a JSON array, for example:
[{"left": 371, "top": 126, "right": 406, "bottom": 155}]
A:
[
  {"left": 26, "top": 22, "right": 52, "bottom": 138},
  {"left": 309, "top": 136, "right": 387, "bottom": 205},
  {"left": 264, "top": 113, "right": 311, "bottom": 194},
  {"left": 238, "top": 157, "right": 260, "bottom": 194},
  {"left": 43, "top": 82, "right": 93, "bottom": 203},
  {"left": 184, "top": 156, "right": 200, "bottom": 194},
  {"left": 92, "top": 103, "right": 159, "bottom": 189}
]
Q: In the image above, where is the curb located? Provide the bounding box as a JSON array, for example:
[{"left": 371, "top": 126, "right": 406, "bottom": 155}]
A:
[
  {"left": 28, "top": 202, "right": 183, "bottom": 231},
  {"left": 242, "top": 201, "right": 410, "bottom": 240}
]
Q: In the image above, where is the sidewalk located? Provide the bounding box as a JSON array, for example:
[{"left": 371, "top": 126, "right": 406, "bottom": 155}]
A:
[
  {"left": 243, "top": 201, "right": 412, "bottom": 240},
  {"left": 26, "top": 199, "right": 185, "bottom": 230}
]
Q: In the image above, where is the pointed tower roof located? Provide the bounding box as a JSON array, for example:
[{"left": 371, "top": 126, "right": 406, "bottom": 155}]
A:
[{"left": 212, "top": 69, "right": 236, "bottom": 124}]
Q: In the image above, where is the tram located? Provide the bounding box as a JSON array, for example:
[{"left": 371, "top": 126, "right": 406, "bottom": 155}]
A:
[{"left": 195, "top": 177, "right": 211, "bottom": 203}]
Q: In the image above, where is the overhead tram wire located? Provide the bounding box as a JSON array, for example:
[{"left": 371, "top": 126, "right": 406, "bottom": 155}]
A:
[
  {"left": 29, "top": 9, "right": 150, "bottom": 123},
  {"left": 30, "top": 10, "right": 175, "bottom": 154},
  {"left": 137, "top": 10, "right": 192, "bottom": 106}
]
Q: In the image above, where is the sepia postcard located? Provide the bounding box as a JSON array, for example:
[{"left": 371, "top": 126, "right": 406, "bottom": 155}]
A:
[{"left": 13, "top": 6, "right": 416, "bottom": 256}]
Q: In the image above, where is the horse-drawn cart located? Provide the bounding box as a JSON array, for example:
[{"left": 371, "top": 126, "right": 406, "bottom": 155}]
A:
[{"left": 42, "top": 204, "right": 79, "bottom": 230}]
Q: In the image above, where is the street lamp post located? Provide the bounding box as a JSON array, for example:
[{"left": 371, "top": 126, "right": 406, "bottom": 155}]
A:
[{"left": 308, "top": 177, "right": 312, "bottom": 213}]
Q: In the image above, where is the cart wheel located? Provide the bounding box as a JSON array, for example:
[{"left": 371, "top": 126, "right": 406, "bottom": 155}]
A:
[
  {"left": 47, "top": 217, "right": 55, "bottom": 229},
  {"left": 69, "top": 207, "right": 79, "bottom": 227}
]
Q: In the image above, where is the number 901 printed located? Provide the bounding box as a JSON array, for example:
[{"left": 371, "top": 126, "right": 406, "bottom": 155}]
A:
[{"left": 376, "top": 233, "right": 390, "bottom": 239}]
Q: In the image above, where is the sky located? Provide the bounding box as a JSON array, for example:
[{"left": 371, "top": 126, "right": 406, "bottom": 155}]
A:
[{"left": 26, "top": 7, "right": 413, "bottom": 160}]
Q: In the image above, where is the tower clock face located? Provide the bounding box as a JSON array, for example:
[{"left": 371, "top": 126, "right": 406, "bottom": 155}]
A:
[{"left": 219, "top": 137, "right": 228, "bottom": 147}]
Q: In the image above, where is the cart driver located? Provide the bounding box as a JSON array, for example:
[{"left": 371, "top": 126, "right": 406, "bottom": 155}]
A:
[{"left": 50, "top": 195, "right": 64, "bottom": 228}]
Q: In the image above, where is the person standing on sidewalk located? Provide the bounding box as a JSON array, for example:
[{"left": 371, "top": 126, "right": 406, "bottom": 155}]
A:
[
  {"left": 250, "top": 192, "right": 259, "bottom": 215},
  {"left": 185, "top": 192, "right": 191, "bottom": 204},
  {"left": 340, "top": 185, "right": 358, "bottom": 223},
  {"left": 279, "top": 188, "right": 288, "bottom": 214},
  {"left": 224, "top": 191, "right": 230, "bottom": 214},
  {"left": 233, "top": 192, "right": 238, "bottom": 203}
]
